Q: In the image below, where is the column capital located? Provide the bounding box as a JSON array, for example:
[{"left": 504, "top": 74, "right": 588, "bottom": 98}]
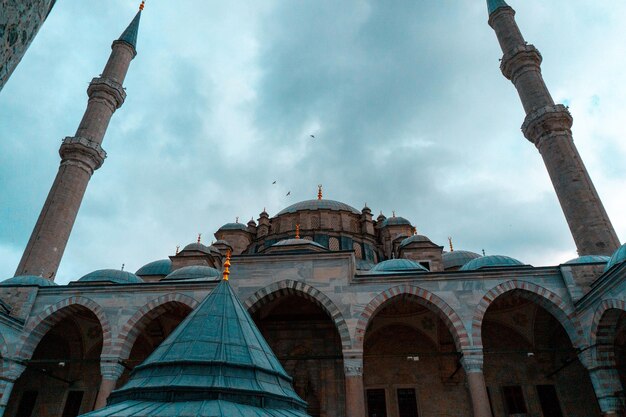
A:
[
  {"left": 100, "top": 358, "right": 126, "bottom": 381},
  {"left": 1, "top": 360, "right": 26, "bottom": 382},
  {"left": 500, "top": 44, "right": 542, "bottom": 82},
  {"left": 460, "top": 348, "right": 484, "bottom": 373},
  {"left": 343, "top": 349, "right": 363, "bottom": 377},
  {"left": 521, "top": 104, "right": 573, "bottom": 147}
]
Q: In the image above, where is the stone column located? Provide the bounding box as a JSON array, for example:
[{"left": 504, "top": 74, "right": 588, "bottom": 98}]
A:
[
  {"left": 94, "top": 359, "right": 126, "bottom": 410},
  {"left": 343, "top": 349, "right": 366, "bottom": 417},
  {"left": 0, "top": 362, "right": 26, "bottom": 417},
  {"left": 579, "top": 348, "right": 626, "bottom": 417},
  {"left": 460, "top": 350, "right": 493, "bottom": 417}
]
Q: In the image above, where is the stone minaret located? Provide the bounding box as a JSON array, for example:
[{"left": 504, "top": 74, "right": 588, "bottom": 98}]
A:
[
  {"left": 15, "top": 4, "right": 144, "bottom": 280},
  {"left": 487, "top": 0, "right": 620, "bottom": 256}
]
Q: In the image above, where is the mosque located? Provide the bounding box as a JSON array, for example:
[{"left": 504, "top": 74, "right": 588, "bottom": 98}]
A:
[{"left": 1, "top": 1, "right": 626, "bottom": 417}]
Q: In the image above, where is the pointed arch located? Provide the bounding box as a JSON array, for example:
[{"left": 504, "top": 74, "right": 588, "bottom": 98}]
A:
[
  {"left": 353, "top": 284, "right": 470, "bottom": 352},
  {"left": 590, "top": 299, "right": 626, "bottom": 366},
  {"left": 16, "top": 296, "right": 112, "bottom": 360},
  {"left": 244, "top": 280, "right": 351, "bottom": 351},
  {"left": 472, "top": 280, "right": 582, "bottom": 349},
  {"left": 114, "top": 293, "right": 199, "bottom": 360}
]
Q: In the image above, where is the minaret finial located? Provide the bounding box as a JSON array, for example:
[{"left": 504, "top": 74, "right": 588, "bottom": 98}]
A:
[
  {"left": 139, "top": 0, "right": 145, "bottom": 11},
  {"left": 223, "top": 250, "right": 231, "bottom": 281},
  {"left": 448, "top": 237, "right": 454, "bottom": 252},
  {"left": 295, "top": 224, "right": 300, "bottom": 239},
  {"left": 318, "top": 184, "right": 323, "bottom": 200},
  {"left": 197, "top": 233, "right": 202, "bottom": 244}
]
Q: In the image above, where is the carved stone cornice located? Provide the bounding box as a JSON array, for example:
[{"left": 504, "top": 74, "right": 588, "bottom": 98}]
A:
[
  {"left": 500, "top": 44, "right": 543, "bottom": 82},
  {"left": 100, "top": 358, "right": 126, "bottom": 381},
  {"left": 343, "top": 349, "right": 363, "bottom": 377},
  {"left": 59, "top": 136, "right": 107, "bottom": 174},
  {"left": 87, "top": 76, "right": 126, "bottom": 110},
  {"left": 521, "top": 104, "right": 573, "bottom": 147},
  {"left": 460, "top": 349, "right": 484, "bottom": 373}
]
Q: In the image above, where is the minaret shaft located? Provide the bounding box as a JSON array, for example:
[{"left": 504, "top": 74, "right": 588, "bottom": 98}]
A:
[
  {"left": 489, "top": 6, "right": 620, "bottom": 255},
  {"left": 15, "top": 17, "right": 140, "bottom": 279}
]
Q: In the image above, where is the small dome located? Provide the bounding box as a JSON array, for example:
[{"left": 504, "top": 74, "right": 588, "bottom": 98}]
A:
[
  {"left": 380, "top": 216, "right": 411, "bottom": 228},
  {"left": 605, "top": 244, "right": 626, "bottom": 272},
  {"left": 0, "top": 275, "right": 58, "bottom": 287},
  {"left": 163, "top": 265, "right": 221, "bottom": 282},
  {"left": 460, "top": 255, "right": 524, "bottom": 271},
  {"left": 218, "top": 222, "right": 248, "bottom": 232},
  {"left": 136, "top": 259, "right": 172, "bottom": 276},
  {"left": 213, "top": 239, "right": 232, "bottom": 247},
  {"left": 400, "top": 235, "right": 432, "bottom": 247},
  {"left": 371, "top": 258, "right": 428, "bottom": 273},
  {"left": 276, "top": 199, "right": 360, "bottom": 216},
  {"left": 78, "top": 269, "right": 143, "bottom": 284},
  {"left": 442, "top": 250, "right": 482, "bottom": 270},
  {"left": 565, "top": 255, "right": 610, "bottom": 265},
  {"left": 181, "top": 242, "right": 212, "bottom": 254}
]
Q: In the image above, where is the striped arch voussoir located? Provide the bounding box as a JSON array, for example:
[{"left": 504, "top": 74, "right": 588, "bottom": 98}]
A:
[
  {"left": 471, "top": 280, "right": 581, "bottom": 349},
  {"left": 114, "top": 293, "right": 199, "bottom": 360},
  {"left": 590, "top": 299, "right": 626, "bottom": 366},
  {"left": 354, "top": 284, "right": 470, "bottom": 352},
  {"left": 244, "top": 280, "right": 352, "bottom": 351},
  {"left": 17, "top": 296, "right": 112, "bottom": 360}
]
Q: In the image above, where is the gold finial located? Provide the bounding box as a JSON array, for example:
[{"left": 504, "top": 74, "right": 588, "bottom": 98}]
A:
[
  {"left": 197, "top": 233, "right": 202, "bottom": 244},
  {"left": 448, "top": 237, "right": 454, "bottom": 252},
  {"left": 175, "top": 245, "right": 180, "bottom": 255},
  {"left": 139, "top": 1, "right": 145, "bottom": 11},
  {"left": 412, "top": 227, "right": 417, "bottom": 235},
  {"left": 295, "top": 224, "right": 300, "bottom": 239},
  {"left": 223, "top": 250, "right": 231, "bottom": 281},
  {"left": 318, "top": 184, "right": 323, "bottom": 200}
]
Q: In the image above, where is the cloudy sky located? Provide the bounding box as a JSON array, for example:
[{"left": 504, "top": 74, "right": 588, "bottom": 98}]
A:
[{"left": 1, "top": 1, "right": 625, "bottom": 284}]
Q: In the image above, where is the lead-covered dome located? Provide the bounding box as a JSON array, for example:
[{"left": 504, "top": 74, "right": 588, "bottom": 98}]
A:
[
  {"left": 1, "top": 275, "right": 58, "bottom": 286},
  {"left": 79, "top": 269, "right": 143, "bottom": 284},
  {"left": 605, "top": 243, "right": 626, "bottom": 272},
  {"left": 217, "top": 222, "right": 248, "bottom": 231},
  {"left": 380, "top": 216, "right": 411, "bottom": 227},
  {"left": 565, "top": 255, "right": 610, "bottom": 265},
  {"left": 136, "top": 259, "right": 172, "bottom": 276},
  {"left": 371, "top": 258, "right": 428, "bottom": 273},
  {"left": 163, "top": 265, "right": 221, "bottom": 282},
  {"left": 442, "top": 250, "right": 482, "bottom": 270},
  {"left": 181, "top": 242, "right": 212, "bottom": 254},
  {"left": 460, "top": 255, "right": 524, "bottom": 271},
  {"left": 400, "top": 235, "right": 431, "bottom": 247},
  {"left": 276, "top": 199, "right": 360, "bottom": 215}
]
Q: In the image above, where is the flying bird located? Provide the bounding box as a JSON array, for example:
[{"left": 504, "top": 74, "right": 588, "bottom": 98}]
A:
[
  {"left": 286, "top": 191, "right": 291, "bottom": 196},
  {"left": 272, "top": 181, "right": 277, "bottom": 184},
  {"left": 310, "top": 134, "right": 315, "bottom": 139}
]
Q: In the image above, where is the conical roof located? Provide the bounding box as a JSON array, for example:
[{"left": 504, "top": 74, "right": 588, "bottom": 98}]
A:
[
  {"left": 117, "top": 10, "right": 141, "bottom": 52},
  {"left": 487, "top": 0, "right": 509, "bottom": 15},
  {"left": 81, "top": 279, "right": 308, "bottom": 416}
]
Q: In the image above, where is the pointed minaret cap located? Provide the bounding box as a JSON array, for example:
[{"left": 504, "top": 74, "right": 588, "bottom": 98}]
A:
[
  {"left": 90, "top": 268, "right": 309, "bottom": 416},
  {"left": 487, "top": 0, "right": 510, "bottom": 15},
  {"left": 115, "top": 2, "right": 144, "bottom": 56}
]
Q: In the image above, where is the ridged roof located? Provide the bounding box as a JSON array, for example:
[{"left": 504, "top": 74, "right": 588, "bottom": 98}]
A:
[
  {"left": 0, "top": 275, "right": 58, "bottom": 287},
  {"left": 136, "top": 259, "right": 172, "bottom": 276},
  {"left": 487, "top": 0, "right": 509, "bottom": 14},
  {"left": 399, "top": 235, "right": 431, "bottom": 247},
  {"left": 442, "top": 250, "right": 482, "bottom": 270},
  {"left": 605, "top": 243, "right": 626, "bottom": 272},
  {"left": 380, "top": 216, "right": 411, "bottom": 228},
  {"left": 78, "top": 269, "right": 143, "bottom": 284},
  {"left": 460, "top": 255, "right": 524, "bottom": 271},
  {"left": 276, "top": 199, "right": 360, "bottom": 216},
  {"left": 85, "top": 279, "right": 308, "bottom": 416},
  {"left": 565, "top": 255, "right": 610, "bottom": 265},
  {"left": 117, "top": 10, "right": 141, "bottom": 52},
  {"left": 163, "top": 265, "right": 221, "bottom": 282},
  {"left": 371, "top": 258, "right": 428, "bottom": 273}
]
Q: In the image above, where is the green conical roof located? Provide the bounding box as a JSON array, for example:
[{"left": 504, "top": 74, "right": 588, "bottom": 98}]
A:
[
  {"left": 487, "top": 0, "right": 509, "bottom": 14},
  {"left": 117, "top": 10, "right": 141, "bottom": 52},
  {"left": 81, "top": 279, "right": 309, "bottom": 416}
]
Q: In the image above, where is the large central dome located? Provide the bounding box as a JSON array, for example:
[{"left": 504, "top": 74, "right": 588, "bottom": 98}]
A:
[{"left": 276, "top": 199, "right": 360, "bottom": 216}]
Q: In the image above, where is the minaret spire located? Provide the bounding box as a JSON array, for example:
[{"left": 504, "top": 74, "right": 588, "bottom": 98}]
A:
[
  {"left": 487, "top": 1, "right": 620, "bottom": 255},
  {"left": 15, "top": 5, "right": 144, "bottom": 279}
]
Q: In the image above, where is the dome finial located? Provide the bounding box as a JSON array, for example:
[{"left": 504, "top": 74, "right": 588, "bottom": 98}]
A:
[
  {"left": 318, "top": 184, "right": 323, "bottom": 200},
  {"left": 448, "top": 237, "right": 454, "bottom": 252},
  {"left": 121, "top": 263, "right": 125, "bottom": 271},
  {"left": 175, "top": 245, "right": 180, "bottom": 255},
  {"left": 197, "top": 233, "right": 202, "bottom": 244},
  {"left": 139, "top": 0, "right": 145, "bottom": 11},
  {"left": 223, "top": 250, "right": 231, "bottom": 281},
  {"left": 392, "top": 210, "right": 396, "bottom": 218},
  {"left": 295, "top": 224, "right": 300, "bottom": 239}
]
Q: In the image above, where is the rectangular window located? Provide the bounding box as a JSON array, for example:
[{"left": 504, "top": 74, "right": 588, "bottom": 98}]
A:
[
  {"left": 537, "top": 385, "right": 564, "bottom": 417},
  {"left": 15, "top": 391, "right": 38, "bottom": 417},
  {"left": 502, "top": 385, "right": 527, "bottom": 414},
  {"left": 366, "top": 389, "right": 387, "bottom": 417},
  {"left": 397, "top": 388, "right": 419, "bottom": 417},
  {"left": 61, "top": 391, "right": 84, "bottom": 417}
]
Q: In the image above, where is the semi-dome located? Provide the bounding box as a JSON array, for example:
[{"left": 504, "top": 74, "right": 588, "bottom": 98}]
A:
[
  {"left": 78, "top": 269, "right": 143, "bottom": 284},
  {"left": 276, "top": 199, "right": 360, "bottom": 216},
  {"left": 163, "top": 265, "right": 221, "bottom": 282},
  {"left": 380, "top": 216, "right": 411, "bottom": 227},
  {"left": 181, "top": 242, "right": 212, "bottom": 254},
  {"left": 605, "top": 243, "right": 626, "bottom": 272},
  {"left": 136, "top": 259, "right": 172, "bottom": 276},
  {"left": 218, "top": 222, "right": 248, "bottom": 231},
  {"left": 371, "top": 258, "right": 428, "bottom": 273},
  {"left": 0, "top": 275, "right": 58, "bottom": 286},
  {"left": 400, "top": 235, "right": 431, "bottom": 247},
  {"left": 565, "top": 255, "right": 610, "bottom": 265},
  {"left": 442, "top": 250, "right": 482, "bottom": 270},
  {"left": 265, "top": 238, "right": 329, "bottom": 254},
  {"left": 460, "top": 255, "right": 524, "bottom": 271}
]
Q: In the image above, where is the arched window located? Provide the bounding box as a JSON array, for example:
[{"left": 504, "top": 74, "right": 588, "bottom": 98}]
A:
[{"left": 329, "top": 237, "right": 340, "bottom": 251}]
